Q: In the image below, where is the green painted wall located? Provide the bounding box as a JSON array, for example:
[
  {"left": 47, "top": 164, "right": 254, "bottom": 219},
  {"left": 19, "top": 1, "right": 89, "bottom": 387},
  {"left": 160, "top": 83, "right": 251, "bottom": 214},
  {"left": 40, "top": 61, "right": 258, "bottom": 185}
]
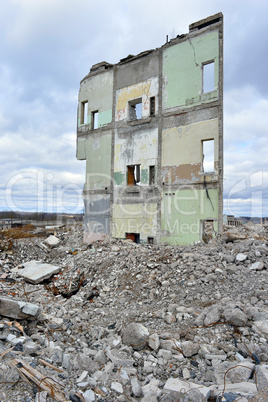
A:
[
  {"left": 141, "top": 169, "right": 148, "bottom": 185},
  {"left": 114, "top": 171, "right": 125, "bottom": 186},
  {"left": 98, "top": 109, "right": 113, "bottom": 128},
  {"left": 161, "top": 188, "right": 218, "bottom": 245},
  {"left": 77, "top": 138, "right": 86, "bottom": 160},
  {"left": 163, "top": 31, "right": 219, "bottom": 109},
  {"left": 78, "top": 69, "right": 113, "bottom": 128},
  {"left": 84, "top": 133, "right": 112, "bottom": 189}
]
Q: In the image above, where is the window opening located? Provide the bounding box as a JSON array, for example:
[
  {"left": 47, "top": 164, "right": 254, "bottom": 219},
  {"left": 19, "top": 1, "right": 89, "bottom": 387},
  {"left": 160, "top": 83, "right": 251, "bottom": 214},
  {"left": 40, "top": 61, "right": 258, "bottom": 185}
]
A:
[
  {"left": 127, "top": 165, "right": 141, "bottom": 186},
  {"left": 202, "top": 139, "right": 214, "bottom": 172},
  {"left": 92, "top": 111, "right": 99, "bottom": 129},
  {"left": 147, "top": 236, "right": 154, "bottom": 244},
  {"left": 202, "top": 220, "right": 215, "bottom": 243},
  {"left": 203, "top": 62, "right": 215, "bottom": 93},
  {"left": 129, "top": 98, "right": 142, "bottom": 120},
  {"left": 150, "top": 97, "right": 155, "bottom": 116},
  {"left": 149, "top": 165, "right": 155, "bottom": 185},
  {"left": 81, "top": 101, "right": 88, "bottom": 125},
  {"left": 126, "top": 233, "right": 140, "bottom": 243}
]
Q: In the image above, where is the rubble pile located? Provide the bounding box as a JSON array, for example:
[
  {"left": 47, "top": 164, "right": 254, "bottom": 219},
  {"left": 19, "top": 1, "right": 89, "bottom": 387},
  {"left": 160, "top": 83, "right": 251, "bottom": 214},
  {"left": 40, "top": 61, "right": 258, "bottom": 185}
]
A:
[{"left": 0, "top": 224, "right": 267, "bottom": 401}]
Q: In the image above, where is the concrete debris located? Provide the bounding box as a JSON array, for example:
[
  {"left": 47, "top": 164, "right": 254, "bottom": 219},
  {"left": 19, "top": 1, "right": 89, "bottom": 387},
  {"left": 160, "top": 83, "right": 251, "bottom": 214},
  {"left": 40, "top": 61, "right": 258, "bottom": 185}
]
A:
[
  {"left": 122, "top": 322, "right": 150, "bottom": 350},
  {"left": 43, "top": 234, "right": 60, "bottom": 248},
  {"left": 13, "top": 260, "right": 61, "bottom": 284},
  {"left": 0, "top": 296, "right": 41, "bottom": 319},
  {"left": 0, "top": 222, "right": 267, "bottom": 401}
]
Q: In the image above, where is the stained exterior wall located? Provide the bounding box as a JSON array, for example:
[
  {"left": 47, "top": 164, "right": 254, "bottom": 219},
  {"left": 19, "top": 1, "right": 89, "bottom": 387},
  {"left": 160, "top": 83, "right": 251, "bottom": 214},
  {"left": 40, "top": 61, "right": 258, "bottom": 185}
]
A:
[{"left": 77, "top": 13, "right": 223, "bottom": 245}]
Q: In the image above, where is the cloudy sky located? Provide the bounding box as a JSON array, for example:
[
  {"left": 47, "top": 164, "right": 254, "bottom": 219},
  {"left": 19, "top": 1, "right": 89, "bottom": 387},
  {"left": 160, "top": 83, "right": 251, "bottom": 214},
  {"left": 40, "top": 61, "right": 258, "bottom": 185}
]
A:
[{"left": 0, "top": 0, "right": 267, "bottom": 217}]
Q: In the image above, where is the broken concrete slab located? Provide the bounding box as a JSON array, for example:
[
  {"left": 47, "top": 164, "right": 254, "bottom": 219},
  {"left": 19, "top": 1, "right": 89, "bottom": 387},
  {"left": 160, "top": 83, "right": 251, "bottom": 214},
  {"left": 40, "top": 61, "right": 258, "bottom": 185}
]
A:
[
  {"left": 164, "top": 378, "right": 211, "bottom": 398},
  {"left": 44, "top": 235, "right": 60, "bottom": 248},
  {"left": 13, "top": 260, "right": 61, "bottom": 284},
  {"left": 0, "top": 297, "right": 41, "bottom": 319}
]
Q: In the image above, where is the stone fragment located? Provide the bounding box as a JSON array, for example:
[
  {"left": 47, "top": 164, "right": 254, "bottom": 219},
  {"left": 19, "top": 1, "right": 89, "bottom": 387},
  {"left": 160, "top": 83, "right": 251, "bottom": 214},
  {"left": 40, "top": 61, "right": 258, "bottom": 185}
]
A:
[
  {"left": 182, "top": 341, "right": 199, "bottom": 357},
  {"left": 161, "top": 390, "right": 206, "bottom": 402},
  {"left": 142, "top": 378, "right": 160, "bottom": 402},
  {"left": 215, "top": 361, "right": 254, "bottom": 384},
  {"left": 223, "top": 308, "right": 248, "bottom": 326},
  {"left": 106, "top": 349, "right": 134, "bottom": 367},
  {"left": 250, "top": 261, "right": 264, "bottom": 270},
  {"left": 165, "top": 312, "right": 176, "bottom": 324},
  {"left": 13, "top": 260, "right": 61, "bottom": 284},
  {"left": 183, "top": 367, "right": 191, "bottom": 379},
  {"left": 164, "top": 378, "right": 210, "bottom": 398},
  {"left": 0, "top": 297, "right": 41, "bottom": 319},
  {"left": 236, "top": 253, "right": 247, "bottom": 262},
  {"left": 131, "top": 376, "right": 143, "bottom": 397},
  {"left": 111, "top": 381, "right": 123, "bottom": 394},
  {"left": 83, "top": 389, "right": 95, "bottom": 402},
  {"left": 122, "top": 323, "right": 149, "bottom": 350},
  {"left": 255, "top": 365, "right": 268, "bottom": 393},
  {"left": 148, "top": 333, "right": 160, "bottom": 351},
  {"left": 205, "top": 354, "right": 226, "bottom": 361},
  {"left": 158, "top": 349, "right": 172, "bottom": 360},
  {"left": 254, "top": 320, "right": 268, "bottom": 334},
  {"left": 204, "top": 307, "right": 220, "bottom": 326},
  {"left": 76, "top": 371, "right": 88, "bottom": 383},
  {"left": 216, "top": 381, "right": 257, "bottom": 396},
  {"left": 94, "top": 350, "right": 106, "bottom": 365},
  {"left": 44, "top": 235, "right": 60, "bottom": 248}
]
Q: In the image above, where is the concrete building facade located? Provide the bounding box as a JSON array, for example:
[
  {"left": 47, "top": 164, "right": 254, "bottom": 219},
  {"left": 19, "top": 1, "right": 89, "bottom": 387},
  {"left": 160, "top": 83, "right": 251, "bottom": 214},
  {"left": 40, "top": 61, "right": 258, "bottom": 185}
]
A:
[{"left": 77, "top": 13, "right": 223, "bottom": 245}]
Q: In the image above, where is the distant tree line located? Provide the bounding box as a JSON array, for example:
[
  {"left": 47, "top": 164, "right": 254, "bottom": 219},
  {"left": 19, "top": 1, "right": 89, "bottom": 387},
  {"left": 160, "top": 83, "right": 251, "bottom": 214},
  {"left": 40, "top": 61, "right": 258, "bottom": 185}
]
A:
[{"left": 0, "top": 211, "right": 83, "bottom": 222}]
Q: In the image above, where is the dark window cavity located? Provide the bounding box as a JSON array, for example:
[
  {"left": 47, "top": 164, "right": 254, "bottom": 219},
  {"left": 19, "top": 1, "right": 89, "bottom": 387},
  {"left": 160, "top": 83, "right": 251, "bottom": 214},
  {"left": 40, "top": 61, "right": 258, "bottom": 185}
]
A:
[
  {"left": 150, "top": 97, "right": 155, "bottom": 116},
  {"left": 127, "top": 165, "right": 141, "bottom": 186},
  {"left": 149, "top": 165, "right": 155, "bottom": 185}
]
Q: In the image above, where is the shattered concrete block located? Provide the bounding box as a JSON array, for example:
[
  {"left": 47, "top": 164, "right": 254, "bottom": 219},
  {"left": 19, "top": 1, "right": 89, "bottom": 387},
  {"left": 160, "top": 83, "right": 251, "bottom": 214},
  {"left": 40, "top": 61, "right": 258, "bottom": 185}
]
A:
[
  {"left": 216, "top": 381, "right": 257, "bottom": 396},
  {"left": 44, "top": 235, "right": 60, "bottom": 248},
  {"left": 164, "top": 378, "right": 211, "bottom": 398},
  {"left": 131, "top": 376, "right": 143, "bottom": 398},
  {"left": 250, "top": 261, "right": 264, "bottom": 270},
  {"left": 182, "top": 341, "right": 199, "bottom": 357},
  {"left": 204, "top": 307, "right": 220, "bottom": 326},
  {"left": 122, "top": 322, "right": 149, "bottom": 350},
  {"left": 254, "top": 320, "right": 268, "bottom": 334},
  {"left": 13, "top": 260, "right": 61, "bottom": 284},
  {"left": 148, "top": 333, "right": 160, "bottom": 351},
  {"left": 83, "top": 389, "right": 95, "bottom": 402},
  {"left": 111, "top": 381, "right": 123, "bottom": 394},
  {"left": 236, "top": 253, "right": 247, "bottom": 262},
  {"left": 106, "top": 349, "right": 134, "bottom": 367},
  {"left": 0, "top": 297, "right": 41, "bottom": 319},
  {"left": 214, "top": 361, "right": 254, "bottom": 384},
  {"left": 142, "top": 378, "right": 160, "bottom": 402},
  {"left": 223, "top": 308, "right": 248, "bottom": 327}
]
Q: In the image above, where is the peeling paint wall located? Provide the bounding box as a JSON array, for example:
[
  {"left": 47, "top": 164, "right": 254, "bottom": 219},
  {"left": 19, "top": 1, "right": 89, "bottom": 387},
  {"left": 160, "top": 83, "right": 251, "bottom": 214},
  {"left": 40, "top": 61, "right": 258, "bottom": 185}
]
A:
[
  {"left": 76, "top": 13, "right": 223, "bottom": 245},
  {"left": 78, "top": 69, "right": 113, "bottom": 128},
  {"left": 115, "top": 78, "right": 158, "bottom": 121},
  {"left": 112, "top": 203, "right": 157, "bottom": 242},
  {"left": 161, "top": 189, "right": 218, "bottom": 245},
  {"left": 162, "top": 119, "right": 219, "bottom": 184},
  {"left": 163, "top": 31, "right": 219, "bottom": 110},
  {"left": 114, "top": 127, "right": 158, "bottom": 185},
  {"left": 84, "top": 132, "right": 112, "bottom": 190}
]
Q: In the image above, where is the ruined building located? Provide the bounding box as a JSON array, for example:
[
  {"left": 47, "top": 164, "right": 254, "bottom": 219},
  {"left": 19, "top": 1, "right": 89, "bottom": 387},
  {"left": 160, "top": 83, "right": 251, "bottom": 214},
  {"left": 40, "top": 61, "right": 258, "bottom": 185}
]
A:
[{"left": 76, "top": 13, "right": 223, "bottom": 245}]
